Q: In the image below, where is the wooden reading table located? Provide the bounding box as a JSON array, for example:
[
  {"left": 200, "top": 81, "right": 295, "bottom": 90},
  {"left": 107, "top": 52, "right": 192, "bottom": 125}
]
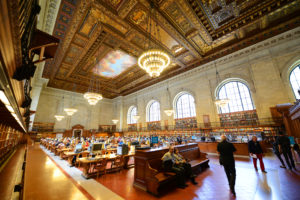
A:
[
  {"left": 57, "top": 148, "right": 71, "bottom": 159},
  {"left": 78, "top": 154, "right": 117, "bottom": 178},
  {"left": 78, "top": 152, "right": 135, "bottom": 179},
  {"left": 64, "top": 151, "right": 90, "bottom": 166}
]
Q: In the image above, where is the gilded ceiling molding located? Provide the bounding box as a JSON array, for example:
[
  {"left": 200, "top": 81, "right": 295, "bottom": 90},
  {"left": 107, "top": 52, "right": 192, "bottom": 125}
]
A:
[
  {"left": 50, "top": 0, "right": 92, "bottom": 79},
  {"left": 92, "top": 3, "right": 131, "bottom": 31},
  {"left": 177, "top": 0, "right": 212, "bottom": 44},
  {"left": 118, "top": 0, "right": 138, "bottom": 18},
  {"left": 72, "top": 31, "right": 108, "bottom": 74},
  {"left": 7, "top": 0, "right": 22, "bottom": 68},
  {"left": 121, "top": 27, "right": 300, "bottom": 97},
  {"left": 65, "top": 11, "right": 104, "bottom": 77},
  {"left": 139, "top": 0, "right": 202, "bottom": 58}
]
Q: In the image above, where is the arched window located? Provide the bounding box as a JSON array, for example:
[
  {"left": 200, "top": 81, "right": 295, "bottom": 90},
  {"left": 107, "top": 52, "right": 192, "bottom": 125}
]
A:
[
  {"left": 127, "top": 106, "right": 137, "bottom": 124},
  {"left": 147, "top": 101, "right": 160, "bottom": 122},
  {"left": 218, "top": 81, "right": 254, "bottom": 113},
  {"left": 175, "top": 93, "right": 196, "bottom": 119},
  {"left": 289, "top": 64, "right": 300, "bottom": 99}
]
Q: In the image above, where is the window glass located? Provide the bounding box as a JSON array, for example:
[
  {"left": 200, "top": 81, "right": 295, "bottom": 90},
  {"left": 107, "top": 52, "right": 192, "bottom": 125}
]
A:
[
  {"left": 290, "top": 65, "right": 300, "bottom": 99},
  {"left": 218, "top": 81, "right": 254, "bottom": 113},
  {"left": 148, "top": 101, "right": 160, "bottom": 122},
  {"left": 175, "top": 93, "right": 196, "bottom": 119},
  {"left": 127, "top": 106, "right": 137, "bottom": 124}
]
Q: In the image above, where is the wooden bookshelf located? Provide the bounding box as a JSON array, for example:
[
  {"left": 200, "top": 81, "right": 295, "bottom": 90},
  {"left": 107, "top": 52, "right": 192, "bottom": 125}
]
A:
[
  {"left": 219, "top": 110, "right": 258, "bottom": 127},
  {"left": 32, "top": 122, "right": 54, "bottom": 132},
  {"left": 0, "top": 123, "right": 23, "bottom": 165},
  {"left": 175, "top": 117, "right": 197, "bottom": 129}
]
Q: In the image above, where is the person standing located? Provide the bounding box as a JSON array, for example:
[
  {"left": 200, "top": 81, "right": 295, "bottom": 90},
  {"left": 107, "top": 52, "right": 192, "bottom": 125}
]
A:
[
  {"left": 248, "top": 136, "right": 267, "bottom": 173},
  {"left": 272, "top": 136, "right": 286, "bottom": 168},
  {"left": 217, "top": 135, "right": 237, "bottom": 197},
  {"left": 277, "top": 132, "right": 296, "bottom": 170}
]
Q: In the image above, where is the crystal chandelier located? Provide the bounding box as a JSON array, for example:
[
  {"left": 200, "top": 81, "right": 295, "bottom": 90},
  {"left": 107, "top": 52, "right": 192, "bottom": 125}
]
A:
[
  {"left": 137, "top": 2, "right": 170, "bottom": 78},
  {"left": 138, "top": 50, "right": 170, "bottom": 77},
  {"left": 164, "top": 109, "right": 174, "bottom": 116},
  {"left": 64, "top": 84, "right": 78, "bottom": 116},
  {"left": 132, "top": 115, "right": 140, "bottom": 121},
  {"left": 64, "top": 108, "right": 78, "bottom": 116},
  {"left": 214, "top": 61, "right": 230, "bottom": 108},
  {"left": 215, "top": 98, "right": 230, "bottom": 108},
  {"left": 112, "top": 119, "right": 119, "bottom": 124},
  {"left": 55, "top": 95, "right": 65, "bottom": 121},
  {"left": 84, "top": 92, "right": 102, "bottom": 105},
  {"left": 54, "top": 115, "right": 65, "bottom": 121},
  {"left": 84, "top": 75, "right": 102, "bottom": 105}
]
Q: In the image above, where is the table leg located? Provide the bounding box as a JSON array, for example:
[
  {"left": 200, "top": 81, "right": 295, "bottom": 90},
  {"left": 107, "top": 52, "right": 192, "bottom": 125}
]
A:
[
  {"left": 67, "top": 156, "right": 74, "bottom": 167},
  {"left": 81, "top": 162, "right": 90, "bottom": 179}
]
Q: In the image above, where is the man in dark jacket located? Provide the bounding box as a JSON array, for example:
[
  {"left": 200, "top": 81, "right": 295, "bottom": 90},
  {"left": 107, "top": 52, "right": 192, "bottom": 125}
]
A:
[
  {"left": 272, "top": 136, "right": 286, "bottom": 168},
  {"left": 277, "top": 132, "right": 296, "bottom": 170},
  {"left": 248, "top": 136, "right": 267, "bottom": 173},
  {"left": 217, "top": 135, "right": 236, "bottom": 197}
]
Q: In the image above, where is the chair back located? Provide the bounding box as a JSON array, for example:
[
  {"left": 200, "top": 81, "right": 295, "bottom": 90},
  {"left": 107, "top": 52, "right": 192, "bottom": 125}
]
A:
[
  {"left": 114, "top": 155, "right": 124, "bottom": 167},
  {"left": 96, "top": 158, "right": 108, "bottom": 171},
  {"left": 81, "top": 152, "right": 89, "bottom": 158}
]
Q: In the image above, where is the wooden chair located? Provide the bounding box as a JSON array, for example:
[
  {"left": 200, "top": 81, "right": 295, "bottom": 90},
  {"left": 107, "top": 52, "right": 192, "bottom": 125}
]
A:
[
  {"left": 111, "top": 155, "right": 124, "bottom": 172},
  {"left": 94, "top": 158, "right": 108, "bottom": 178},
  {"left": 76, "top": 152, "right": 89, "bottom": 167}
]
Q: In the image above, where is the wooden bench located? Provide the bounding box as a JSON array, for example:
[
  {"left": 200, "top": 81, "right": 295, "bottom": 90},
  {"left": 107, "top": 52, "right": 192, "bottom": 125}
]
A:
[{"left": 134, "top": 143, "right": 209, "bottom": 196}]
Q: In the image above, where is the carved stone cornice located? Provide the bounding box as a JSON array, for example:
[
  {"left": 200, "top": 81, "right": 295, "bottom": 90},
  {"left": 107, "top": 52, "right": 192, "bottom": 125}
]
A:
[{"left": 42, "top": 0, "right": 61, "bottom": 34}]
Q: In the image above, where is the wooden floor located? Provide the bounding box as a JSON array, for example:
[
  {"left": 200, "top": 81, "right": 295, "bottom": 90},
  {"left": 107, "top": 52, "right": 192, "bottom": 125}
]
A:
[
  {"left": 0, "top": 145, "right": 25, "bottom": 200},
  {"left": 96, "top": 155, "right": 300, "bottom": 200},
  {"left": 2, "top": 143, "right": 300, "bottom": 200},
  {"left": 23, "top": 143, "right": 90, "bottom": 200}
]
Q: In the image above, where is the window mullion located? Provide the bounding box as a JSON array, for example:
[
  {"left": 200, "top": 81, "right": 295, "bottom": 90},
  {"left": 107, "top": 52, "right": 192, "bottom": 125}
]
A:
[{"left": 236, "top": 82, "right": 244, "bottom": 111}]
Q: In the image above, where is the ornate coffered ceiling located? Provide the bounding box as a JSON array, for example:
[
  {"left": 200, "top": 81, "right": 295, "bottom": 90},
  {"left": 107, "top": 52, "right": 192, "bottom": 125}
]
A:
[{"left": 43, "top": 0, "right": 300, "bottom": 98}]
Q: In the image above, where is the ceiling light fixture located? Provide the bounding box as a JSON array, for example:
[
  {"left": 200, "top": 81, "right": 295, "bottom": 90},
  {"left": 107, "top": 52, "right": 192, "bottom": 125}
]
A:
[
  {"left": 112, "top": 119, "right": 119, "bottom": 124},
  {"left": 214, "top": 61, "right": 230, "bottom": 109},
  {"left": 84, "top": 92, "right": 102, "bottom": 105},
  {"left": 55, "top": 95, "right": 65, "bottom": 121},
  {"left": 54, "top": 115, "right": 65, "bottom": 121},
  {"left": 64, "top": 108, "right": 78, "bottom": 116},
  {"left": 132, "top": 115, "right": 140, "bottom": 121},
  {"left": 164, "top": 109, "right": 174, "bottom": 116},
  {"left": 0, "top": 90, "right": 26, "bottom": 131},
  {"left": 64, "top": 84, "right": 78, "bottom": 116},
  {"left": 84, "top": 74, "right": 102, "bottom": 105},
  {"left": 0, "top": 90, "right": 10, "bottom": 105},
  {"left": 164, "top": 84, "right": 174, "bottom": 116},
  {"left": 5, "top": 104, "right": 14, "bottom": 113},
  {"left": 137, "top": 1, "right": 170, "bottom": 78}
]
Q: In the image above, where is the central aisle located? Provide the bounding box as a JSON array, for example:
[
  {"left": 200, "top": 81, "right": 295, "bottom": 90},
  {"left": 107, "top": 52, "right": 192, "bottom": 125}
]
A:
[
  {"left": 24, "top": 143, "right": 89, "bottom": 200},
  {"left": 24, "top": 143, "right": 123, "bottom": 200}
]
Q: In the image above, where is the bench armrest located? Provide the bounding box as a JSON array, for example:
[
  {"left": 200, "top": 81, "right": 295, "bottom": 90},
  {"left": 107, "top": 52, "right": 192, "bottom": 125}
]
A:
[{"left": 146, "top": 163, "right": 158, "bottom": 177}]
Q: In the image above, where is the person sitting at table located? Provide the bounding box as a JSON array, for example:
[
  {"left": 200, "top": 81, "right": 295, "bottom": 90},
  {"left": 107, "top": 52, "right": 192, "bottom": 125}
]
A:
[
  {"left": 85, "top": 139, "right": 89, "bottom": 148},
  {"left": 65, "top": 139, "right": 70, "bottom": 147},
  {"left": 55, "top": 139, "right": 61, "bottom": 146},
  {"left": 72, "top": 141, "right": 83, "bottom": 165},
  {"left": 174, "top": 148, "right": 197, "bottom": 185},
  {"left": 161, "top": 146, "right": 187, "bottom": 188}
]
